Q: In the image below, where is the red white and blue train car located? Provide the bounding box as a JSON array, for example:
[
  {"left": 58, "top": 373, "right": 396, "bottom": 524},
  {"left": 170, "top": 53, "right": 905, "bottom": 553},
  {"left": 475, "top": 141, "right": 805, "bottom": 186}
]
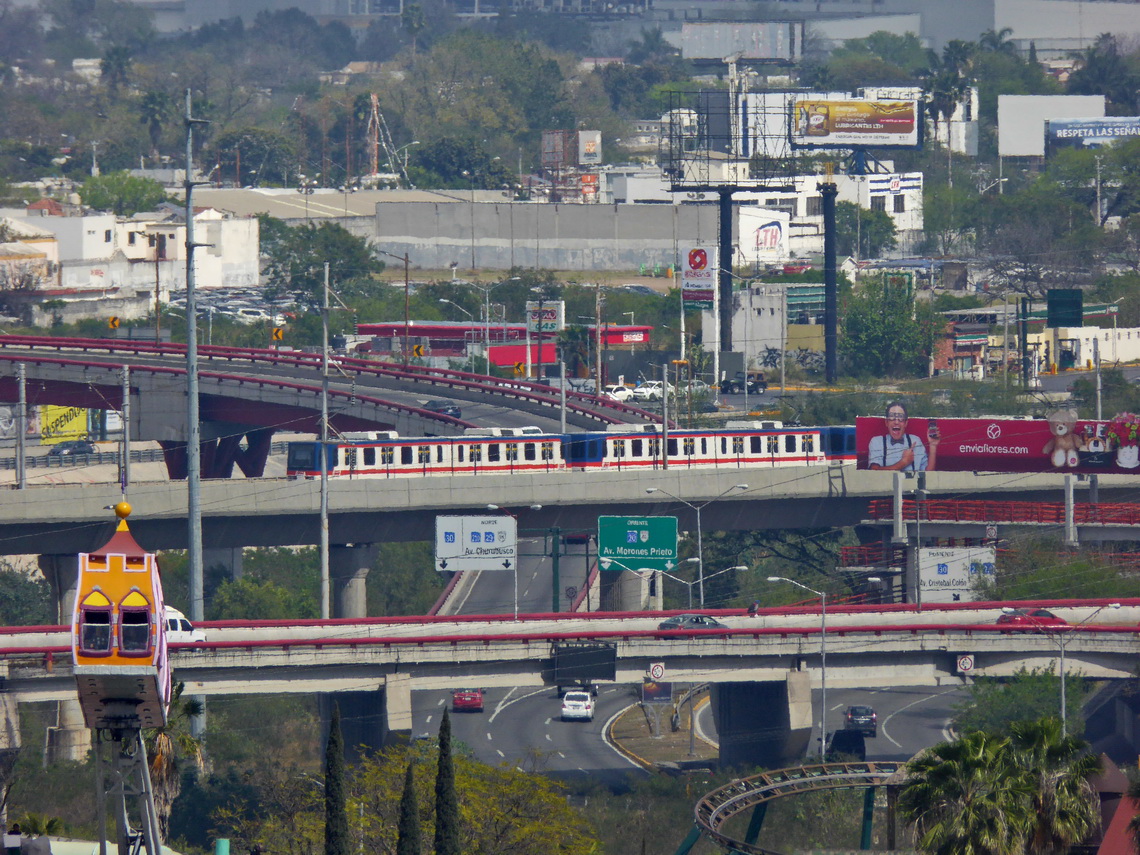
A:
[{"left": 286, "top": 423, "right": 856, "bottom": 480}]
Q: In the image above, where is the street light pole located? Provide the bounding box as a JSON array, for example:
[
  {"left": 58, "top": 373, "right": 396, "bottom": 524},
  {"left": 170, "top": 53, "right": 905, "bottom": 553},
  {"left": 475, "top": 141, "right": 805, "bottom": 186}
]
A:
[
  {"left": 644, "top": 484, "right": 748, "bottom": 607},
  {"left": 1001, "top": 603, "right": 1120, "bottom": 736},
  {"left": 768, "top": 576, "right": 826, "bottom": 759}
]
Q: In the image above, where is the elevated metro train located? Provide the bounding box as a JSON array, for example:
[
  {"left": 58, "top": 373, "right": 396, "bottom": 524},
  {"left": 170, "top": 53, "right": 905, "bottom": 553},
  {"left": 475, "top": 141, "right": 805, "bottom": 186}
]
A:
[{"left": 286, "top": 422, "right": 857, "bottom": 480}]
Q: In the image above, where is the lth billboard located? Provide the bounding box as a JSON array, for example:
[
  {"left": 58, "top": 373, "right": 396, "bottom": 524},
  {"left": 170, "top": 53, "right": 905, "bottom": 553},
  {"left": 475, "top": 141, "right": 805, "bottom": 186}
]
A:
[{"left": 856, "top": 411, "right": 1140, "bottom": 474}]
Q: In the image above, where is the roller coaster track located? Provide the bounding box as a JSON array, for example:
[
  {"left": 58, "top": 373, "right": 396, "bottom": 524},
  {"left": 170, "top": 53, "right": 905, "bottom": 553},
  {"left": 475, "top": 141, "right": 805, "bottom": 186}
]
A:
[{"left": 692, "top": 761, "right": 904, "bottom": 855}]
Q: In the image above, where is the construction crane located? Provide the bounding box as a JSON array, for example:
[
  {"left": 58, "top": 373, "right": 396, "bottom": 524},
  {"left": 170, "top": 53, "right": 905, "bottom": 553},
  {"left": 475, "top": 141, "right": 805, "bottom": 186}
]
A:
[{"left": 367, "top": 93, "right": 413, "bottom": 189}]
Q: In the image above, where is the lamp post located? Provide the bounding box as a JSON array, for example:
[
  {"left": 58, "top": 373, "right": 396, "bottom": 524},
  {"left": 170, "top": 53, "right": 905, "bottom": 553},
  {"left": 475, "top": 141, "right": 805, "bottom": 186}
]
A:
[
  {"left": 439, "top": 298, "right": 474, "bottom": 368},
  {"left": 644, "top": 484, "right": 749, "bottom": 606},
  {"left": 1001, "top": 603, "right": 1120, "bottom": 736},
  {"left": 767, "top": 576, "right": 827, "bottom": 759},
  {"left": 378, "top": 250, "right": 412, "bottom": 364},
  {"left": 487, "top": 503, "right": 542, "bottom": 620},
  {"left": 297, "top": 172, "right": 318, "bottom": 223}
]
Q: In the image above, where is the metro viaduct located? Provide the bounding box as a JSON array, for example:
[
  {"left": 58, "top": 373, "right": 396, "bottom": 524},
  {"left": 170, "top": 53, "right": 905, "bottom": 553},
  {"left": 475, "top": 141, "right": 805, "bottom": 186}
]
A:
[
  {"left": 0, "top": 337, "right": 650, "bottom": 478},
  {"left": 5, "top": 618, "right": 1139, "bottom": 767}
]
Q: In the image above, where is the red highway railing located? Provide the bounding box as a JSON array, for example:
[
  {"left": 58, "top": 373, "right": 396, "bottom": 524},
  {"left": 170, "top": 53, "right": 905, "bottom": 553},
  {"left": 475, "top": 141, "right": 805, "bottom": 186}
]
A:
[
  {"left": 867, "top": 499, "right": 1140, "bottom": 526},
  {"left": 0, "top": 336, "right": 650, "bottom": 425}
]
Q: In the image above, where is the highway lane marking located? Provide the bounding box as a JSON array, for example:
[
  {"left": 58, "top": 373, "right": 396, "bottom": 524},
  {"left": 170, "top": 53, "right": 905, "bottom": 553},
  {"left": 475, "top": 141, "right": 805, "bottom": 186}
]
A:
[
  {"left": 497, "top": 749, "right": 505, "bottom": 758},
  {"left": 488, "top": 686, "right": 548, "bottom": 723},
  {"left": 881, "top": 687, "right": 964, "bottom": 748}
]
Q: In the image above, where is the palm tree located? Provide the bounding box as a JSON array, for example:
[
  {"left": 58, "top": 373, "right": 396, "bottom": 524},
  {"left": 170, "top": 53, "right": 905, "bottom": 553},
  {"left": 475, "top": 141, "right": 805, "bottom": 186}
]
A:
[
  {"left": 100, "top": 46, "right": 131, "bottom": 96},
  {"left": 557, "top": 324, "right": 592, "bottom": 379},
  {"left": 978, "top": 28, "right": 1018, "bottom": 56},
  {"left": 145, "top": 682, "right": 205, "bottom": 838},
  {"left": 1008, "top": 718, "right": 1101, "bottom": 854},
  {"left": 921, "top": 47, "right": 971, "bottom": 187},
  {"left": 899, "top": 730, "right": 1034, "bottom": 855},
  {"left": 138, "top": 91, "right": 173, "bottom": 159}
]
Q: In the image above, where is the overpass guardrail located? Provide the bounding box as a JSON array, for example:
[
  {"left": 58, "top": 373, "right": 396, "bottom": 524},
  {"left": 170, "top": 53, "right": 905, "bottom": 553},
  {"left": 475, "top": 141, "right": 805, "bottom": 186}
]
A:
[{"left": 867, "top": 498, "right": 1140, "bottom": 525}]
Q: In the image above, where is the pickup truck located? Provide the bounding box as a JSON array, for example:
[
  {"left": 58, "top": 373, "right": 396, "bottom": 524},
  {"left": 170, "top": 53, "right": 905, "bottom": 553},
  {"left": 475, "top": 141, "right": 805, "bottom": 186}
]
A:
[{"left": 719, "top": 371, "right": 767, "bottom": 394}]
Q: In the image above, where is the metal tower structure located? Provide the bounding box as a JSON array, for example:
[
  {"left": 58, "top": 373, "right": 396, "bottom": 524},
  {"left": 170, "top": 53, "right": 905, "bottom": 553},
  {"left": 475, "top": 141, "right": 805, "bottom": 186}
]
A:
[{"left": 368, "top": 94, "right": 411, "bottom": 188}]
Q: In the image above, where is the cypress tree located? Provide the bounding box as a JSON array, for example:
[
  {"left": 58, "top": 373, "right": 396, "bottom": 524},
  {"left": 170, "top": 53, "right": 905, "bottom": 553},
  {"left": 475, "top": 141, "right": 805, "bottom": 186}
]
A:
[
  {"left": 433, "top": 709, "right": 461, "bottom": 855},
  {"left": 397, "top": 761, "right": 422, "bottom": 855},
  {"left": 324, "top": 703, "right": 350, "bottom": 855}
]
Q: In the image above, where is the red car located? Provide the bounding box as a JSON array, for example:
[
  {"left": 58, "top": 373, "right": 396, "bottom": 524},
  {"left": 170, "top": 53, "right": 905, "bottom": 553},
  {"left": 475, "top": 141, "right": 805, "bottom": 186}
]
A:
[
  {"left": 452, "top": 688, "right": 484, "bottom": 712},
  {"left": 996, "top": 608, "right": 1068, "bottom": 627}
]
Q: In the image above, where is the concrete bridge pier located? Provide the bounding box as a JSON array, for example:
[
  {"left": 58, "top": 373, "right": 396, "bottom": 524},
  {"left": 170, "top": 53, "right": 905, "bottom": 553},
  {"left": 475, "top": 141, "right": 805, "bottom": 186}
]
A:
[
  {"left": 330, "top": 544, "right": 377, "bottom": 619},
  {"left": 320, "top": 674, "right": 411, "bottom": 763},
  {"left": 712, "top": 673, "right": 813, "bottom": 768},
  {"left": 36, "top": 554, "right": 92, "bottom": 763}
]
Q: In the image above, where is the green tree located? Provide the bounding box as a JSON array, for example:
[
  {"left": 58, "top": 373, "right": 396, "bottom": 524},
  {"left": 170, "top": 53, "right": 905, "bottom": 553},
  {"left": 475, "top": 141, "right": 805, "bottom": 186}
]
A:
[
  {"left": 1008, "top": 718, "right": 1100, "bottom": 854},
  {"left": 396, "top": 762, "right": 421, "bottom": 855},
  {"left": 899, "top": 730, "right": 1034, "bottom": 855},
  {"left": 401, "top": 2, "right": 425, "bottom": 55},
  {"left": 0, "top": 565, "right": 54, "bottom": 625},
  {"left": 259, "top": 217, "right": 384, "bottom": 308},
  {"left": 325, "top": 704, "right": 349, "bottom": 855},
  {"left": 953, "top": 667, "right": 1093, "bottom": 737},
  {"left": 138, "top": 90, "right": 173, "bottom": 155},
  {"left": 835, "top": 201, "right": 897, "bottom": 258},
  {"left": 840, "top": 278, "right": 939, "bottom": 378},
  {"left": 557, "top": 324, "right": 592, "bottom": 377},
  {"left": 100, "top": 45, "right": 132, "bottom": 95},
  {"left": 1067, "top": 33, "right": 1140, "bottom": 115},
  {"left": 921, "top": 182, "right": 978, "bottom": 255},
  {"left": 79, "top": 171, "right": 170, "bottom": 216},
  {"left": 147, "top": 682, "right": 205, "bottom": 838},
  {"left": 209, "top": 577, "right": 315, "bottom": 621},
  {"left": 433, "top": 710, "right": 460, "bottom": 855}
]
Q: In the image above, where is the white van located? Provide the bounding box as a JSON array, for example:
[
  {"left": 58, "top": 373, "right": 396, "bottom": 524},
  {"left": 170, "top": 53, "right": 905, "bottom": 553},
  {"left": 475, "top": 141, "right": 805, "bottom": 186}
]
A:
[{"left": 165, "top": 607, "right": 206, "bottom": 643}]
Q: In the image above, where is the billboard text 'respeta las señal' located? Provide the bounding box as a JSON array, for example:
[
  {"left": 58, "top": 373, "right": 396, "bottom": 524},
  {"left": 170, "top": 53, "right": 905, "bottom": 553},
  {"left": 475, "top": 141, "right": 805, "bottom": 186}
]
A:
[
  {"left": 791, "top": 100, "right": 920, "bottom": 148},
  {"left": 856, "top": 411, "right": 1140, "bottom": 474}
]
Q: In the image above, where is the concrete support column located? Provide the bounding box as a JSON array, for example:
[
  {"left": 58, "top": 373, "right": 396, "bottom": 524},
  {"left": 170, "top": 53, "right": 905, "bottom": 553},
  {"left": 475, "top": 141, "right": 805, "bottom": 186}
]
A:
[
  {"left": 609, "top": 568, "right": 658, "bottom": 612},
  {"left": 319, "top": 675, "right": 410, "bottom": 765},
  {"left": 330, "top": 544, "right": 377, "bottom": 619},
  {"left": 38, "top": 553, "right": 80, "bottom": 624},
  {"left": 712, "top": 673, "right": 812, "bottom": 767},
  {"left": 37, "top": 555, "right": 92, "bottom": 763}
]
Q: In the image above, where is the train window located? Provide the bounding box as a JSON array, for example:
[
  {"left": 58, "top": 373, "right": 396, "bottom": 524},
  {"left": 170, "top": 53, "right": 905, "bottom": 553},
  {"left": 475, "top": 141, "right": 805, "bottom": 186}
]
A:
[
  {"left": 631, "top": 438, "right": 643, "bottom": 457},
  {"left": 541, "top": 442, "right": 554, "bottom": 460},
  {"left": 524, "top": 443, "right": 536, "bottom": 461},
  {"left": 436, "top": 445, "right": 444, "bottom": 463},
  {"left": 804, "top": 435, "right": 815, "bottom": 452},
  {"left": 721, "top": 437, "right": 727, "bottom": 454},
  {"left": 750, "top": 436, "right": 761, "bottom": 453},
  {"left": 667, "top": 438, "right": 678, "bottom": 456},
  {"left": 458, "top": 445, "right": 465, "bottom": 462},
  {"left": 119, "top": 608, "right": 151, "bottom": 654},
  {"left": 488, "top": 444, "right": 500, "bottom": 462},
  {"left": 506, "top": 443, "right": 519, "bottom": 461},
  {"left": 417, "top": 446, "right": 430, "bottom": 464},
  {"left": 381, "top": 447, "right": 394, "bottom": 465},
  {"left": 785, "top": 435, "right": 797, "bottom": 453},
  {"left": 361, "top": 447, "right": 373, "bottom": 466},
  {"left": 470, "top": 444, "right": 482, "bottom": 461},
  {"left": 649, "top": 438, "right": 661, "bottom": 457},
  {"left": 346, "top": 448, "right": 357, "bottom": 468},
  {"left": 613, "top": 439, "right": 625, "bottom": 458},
  {"left": 767, "top": 436, "right": 779, "bottom": 454},
  {"left": 80, "top": 611, "right": 112, "bottom": 653},
  {"left": 683, "top": 438, "right": 695, "bottom": 456},
  {"left": 401, "top": 446, "right": 413, "bottom": 465},
  {"left": 701, "top": 438, "right": 707, "bottom": 455},
  {"left": 732, "top": 436, "right": 744, "bottom": 454},
  {"left": 286, "top": 443, "right": 318, "bottom": 471}
]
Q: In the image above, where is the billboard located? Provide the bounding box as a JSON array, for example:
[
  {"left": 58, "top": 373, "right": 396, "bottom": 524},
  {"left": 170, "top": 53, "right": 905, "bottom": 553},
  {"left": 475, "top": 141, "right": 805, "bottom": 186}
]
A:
[
  {"left": 856, "top": 411, "right": 1140, "bottom": 475},
  {"left": 541, "top": 130, "right": 576, "bottom": 168},
  {"left": 738, "top": 208, "right": 790, "bottom": 266},
  {"left": 578, "top": 130, "right": 602, "bottom": 166},
  {"left": 41, "top": 405, "right": 89, "bottom": 444},
  {"left": 915, "top": 547, "right": 995, "bottom": 604},
  {"left": 525, "top": 300, "right": 565, "bottom": 334},
  {"left": 997, "top": 94, "right": 1105, "bottom": 157},
  {"left": 1046, "top": 116, "right": 1140, "bottom": 154},
  {"left": 681, "top": 245, "right": 717, "bottom": 310},
  {"left": 790, "top": 99, "right": 921, "bottom": 148}
]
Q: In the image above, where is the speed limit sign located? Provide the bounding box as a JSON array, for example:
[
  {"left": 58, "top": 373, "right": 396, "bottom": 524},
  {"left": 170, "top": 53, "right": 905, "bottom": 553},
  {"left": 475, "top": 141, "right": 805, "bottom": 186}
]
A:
[
  {"left": 648, "top": 662, "right": 665, "bottom": 680},
  {"left": 957, "top": 654, "right": 975, "bottom": 673}
]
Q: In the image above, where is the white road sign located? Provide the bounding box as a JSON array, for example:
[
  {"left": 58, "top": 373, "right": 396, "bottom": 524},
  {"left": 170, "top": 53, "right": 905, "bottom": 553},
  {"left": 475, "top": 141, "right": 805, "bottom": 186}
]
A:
[{"left": 435, "top": 515, "right": 518, "bottom": 572}]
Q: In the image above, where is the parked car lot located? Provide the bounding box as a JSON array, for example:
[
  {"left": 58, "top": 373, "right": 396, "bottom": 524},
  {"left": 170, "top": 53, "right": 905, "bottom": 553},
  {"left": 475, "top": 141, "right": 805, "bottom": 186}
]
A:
[
  {"left": 630, "top": 380, "right": 674, "bottom": 401},
  {"left": 657, "top": 614, "right": 727, "bottom": 630},
  {"left": 602, "top": 384, "right": 634, "bottom": 402}
]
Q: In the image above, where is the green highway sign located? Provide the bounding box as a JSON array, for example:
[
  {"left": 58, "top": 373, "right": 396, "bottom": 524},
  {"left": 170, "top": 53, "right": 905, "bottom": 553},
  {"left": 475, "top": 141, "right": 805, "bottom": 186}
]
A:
[{"left": 597, "top": 516, "right": 678, "bottom": 572}]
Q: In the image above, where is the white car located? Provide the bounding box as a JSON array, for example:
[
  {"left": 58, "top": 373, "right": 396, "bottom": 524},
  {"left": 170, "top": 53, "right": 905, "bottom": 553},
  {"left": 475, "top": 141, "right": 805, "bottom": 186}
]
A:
[
  {"left": 165, "top": 607, "right": 206, "bottom": 643},
  {"left": 630, "top": 380, "right": 674, "bottom": 402},
  {"left": 560, "top": 691, "right": 595, "bottom": 722},
  {"left": 602, "top": 384, "right": 634, "bottom": 402}
]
